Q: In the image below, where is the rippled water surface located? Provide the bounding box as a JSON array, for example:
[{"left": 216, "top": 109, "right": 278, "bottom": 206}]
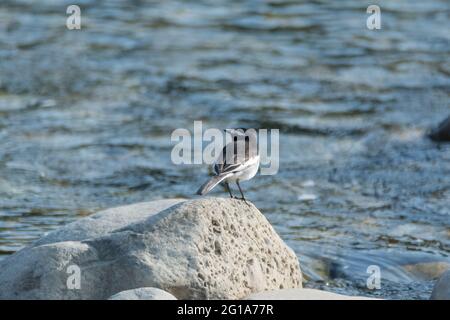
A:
[{"left": 0, "top": 0, "right": 449, "bottom": 299}]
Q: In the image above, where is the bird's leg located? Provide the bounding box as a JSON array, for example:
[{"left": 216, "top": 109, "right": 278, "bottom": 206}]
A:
[
  {"left": 225, "top": 182, "right": 234, "bottom": 199},
  {"left": 236, "top": 181, "right": 248, "bottom": 204}
]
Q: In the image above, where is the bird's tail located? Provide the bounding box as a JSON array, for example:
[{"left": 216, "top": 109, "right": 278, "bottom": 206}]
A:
[{"left": 196, "top": 174, "right": 231, "bottom": 195}]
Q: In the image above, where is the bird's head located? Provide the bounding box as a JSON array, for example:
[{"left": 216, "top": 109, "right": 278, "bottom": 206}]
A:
[{"left": 224, "top": 128, "right": 258, "bottom": 141}]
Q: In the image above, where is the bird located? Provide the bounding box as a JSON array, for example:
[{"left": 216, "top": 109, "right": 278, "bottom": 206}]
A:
[{"left": 196, "top": 128, "right": 259, "bottom": 202}]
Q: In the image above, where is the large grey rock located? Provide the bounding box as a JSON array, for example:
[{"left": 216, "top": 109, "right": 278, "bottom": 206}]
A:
[
  {"left": 245, "top": 288, "right": 377, "bottom": 300},
  {"left": 431, "top": 270, "right": 450, "bottom": 300},
  {"left": 108, "top": 287, "right": 177, "bottom": 300},
  {"left": 33, "top": 199, "right": 185, "bottom": 247},
  {"left": 0, "top": 198, "right": 302, "bottom": 300}
]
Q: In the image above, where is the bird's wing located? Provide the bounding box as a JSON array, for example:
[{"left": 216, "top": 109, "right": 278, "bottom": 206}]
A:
[{"left": 214, "top": 138, "right": 253, "bottom": 175}]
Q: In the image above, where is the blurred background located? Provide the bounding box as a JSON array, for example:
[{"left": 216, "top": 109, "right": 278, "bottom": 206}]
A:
[{"left": 0, "top": 0, "right": 449, "bottom": 299}]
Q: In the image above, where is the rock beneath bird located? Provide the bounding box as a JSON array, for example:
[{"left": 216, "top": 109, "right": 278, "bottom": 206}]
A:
[
  {"left": 108, "top": 287, "right": 177, "bottom": 300},
  {"left": 0, "top": 198, "right": 302, "bottom": 299},
  {"left": 32, "top": 199, "right": 185, "bottom": 247},
  {"left": 430, "top": 269, "right": 450, "bottom": 300},
  {"left": 428, "top": 116, "right": 450, "bottom": 142}
]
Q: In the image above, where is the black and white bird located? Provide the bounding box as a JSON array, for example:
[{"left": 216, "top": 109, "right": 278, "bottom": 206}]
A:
[{"left": 196, "top": 128, "right": 259, "bottom": 202}]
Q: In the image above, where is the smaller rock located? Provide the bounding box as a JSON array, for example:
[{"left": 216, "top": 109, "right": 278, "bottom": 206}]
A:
[
  {"left": 245, "top": 288, "right": 377, "bottom": 300},
  {"left": 108, "top": 287, "right": 177, "bottom": 300},
  {"left": 429, "top": 116, "right": 450, "bottom": 142},
  {"left": 431, "top": 270, "right": 450, "bottom": 300},
  {"left": 403, "top": 261, "right": 450, "bottom": 280}
]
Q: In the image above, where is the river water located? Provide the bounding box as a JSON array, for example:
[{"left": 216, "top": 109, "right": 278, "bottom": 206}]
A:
[{"left": 0, "top": 0, "right": 449, "bottom": 299}]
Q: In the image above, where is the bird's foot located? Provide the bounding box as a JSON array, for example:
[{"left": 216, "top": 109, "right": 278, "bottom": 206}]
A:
[
  {"left": 238, "top": 197, "right": 249, "bottom": 205},
  {"left": 229, "top": 196, "right": 249, "bottom": 205}
]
